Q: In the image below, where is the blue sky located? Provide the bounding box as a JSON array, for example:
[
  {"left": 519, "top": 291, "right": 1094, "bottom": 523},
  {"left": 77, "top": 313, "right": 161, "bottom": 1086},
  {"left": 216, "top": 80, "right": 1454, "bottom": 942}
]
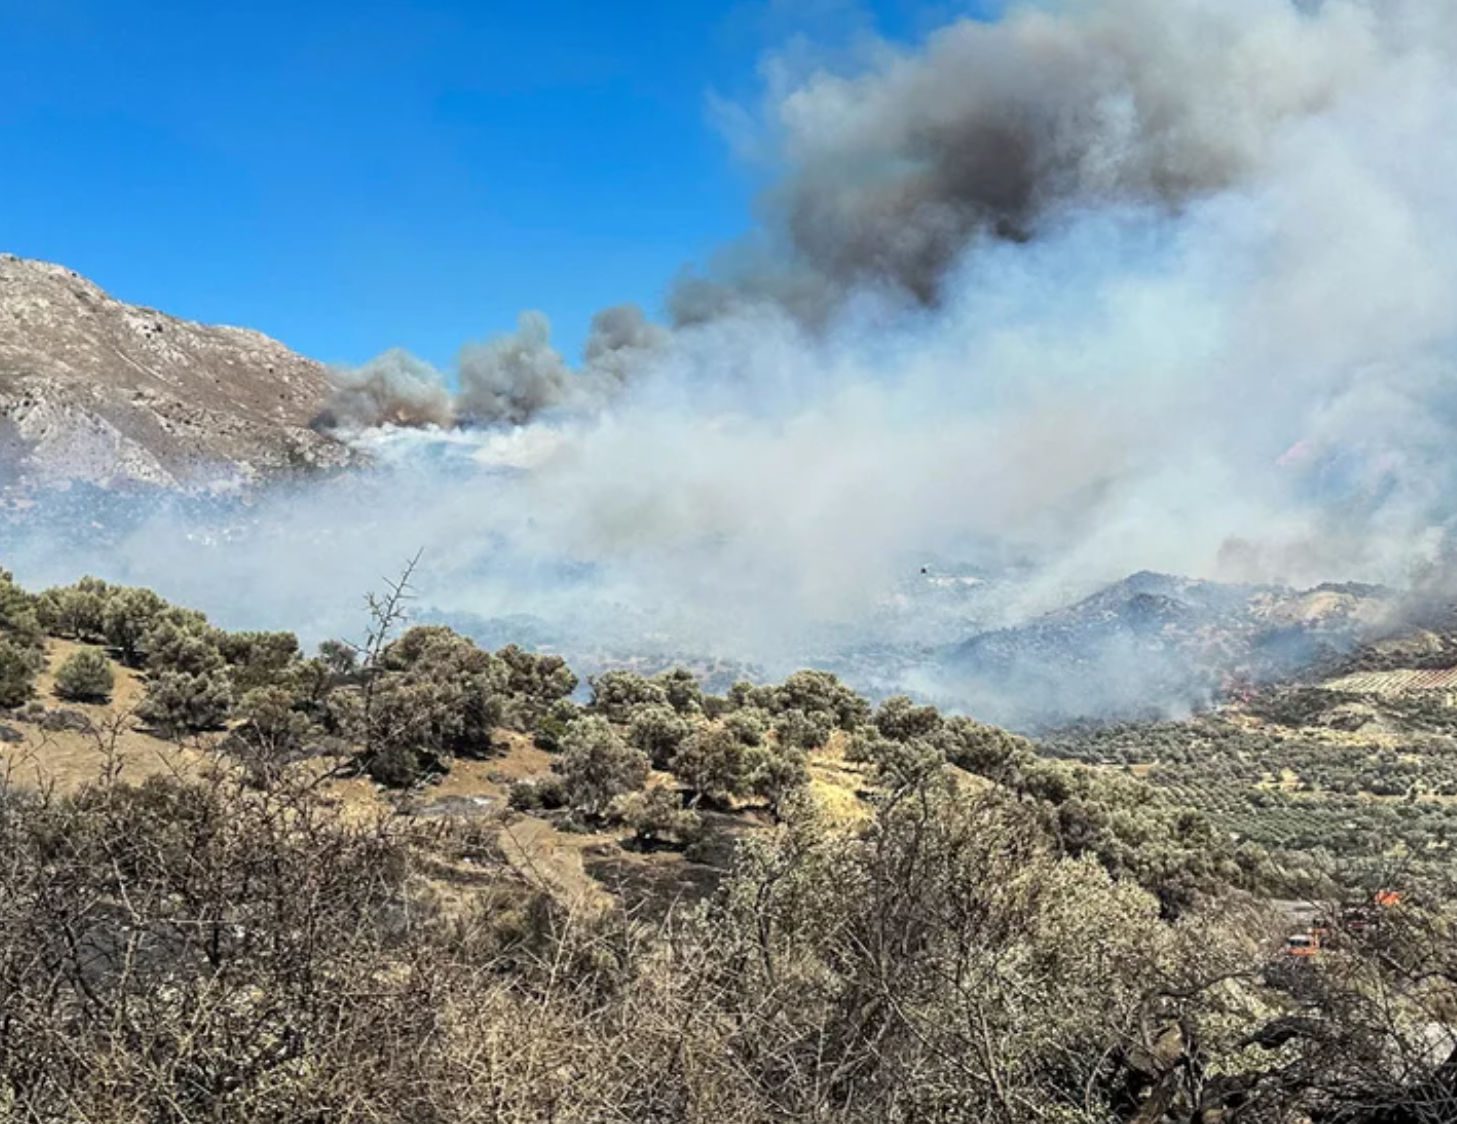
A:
[{"left": 0, "top": 0, "right": 985, "bottom": 370}]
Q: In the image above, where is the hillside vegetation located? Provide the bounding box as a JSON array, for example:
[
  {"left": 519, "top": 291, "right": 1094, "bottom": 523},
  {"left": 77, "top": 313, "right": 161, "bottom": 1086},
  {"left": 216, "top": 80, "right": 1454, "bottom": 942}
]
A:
[{"left": 1, "top": 564, "right": 1456, "bottom": 1122}]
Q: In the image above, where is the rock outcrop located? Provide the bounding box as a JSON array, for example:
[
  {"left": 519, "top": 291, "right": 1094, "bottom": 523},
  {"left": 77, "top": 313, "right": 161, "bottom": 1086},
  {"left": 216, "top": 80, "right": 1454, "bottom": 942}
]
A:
[{"left": 0, "top": 255, "right": 350, "bottom": 493}]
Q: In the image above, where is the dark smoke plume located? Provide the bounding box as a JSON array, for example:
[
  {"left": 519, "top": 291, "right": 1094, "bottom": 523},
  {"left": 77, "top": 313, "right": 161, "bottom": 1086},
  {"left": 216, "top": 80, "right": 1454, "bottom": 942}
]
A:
[
  {"left": 679, "top": 0, "right": 1401, "bottom": 313},
  {"left": 320, "top": 304, "right": 666, "bottom": 431}
]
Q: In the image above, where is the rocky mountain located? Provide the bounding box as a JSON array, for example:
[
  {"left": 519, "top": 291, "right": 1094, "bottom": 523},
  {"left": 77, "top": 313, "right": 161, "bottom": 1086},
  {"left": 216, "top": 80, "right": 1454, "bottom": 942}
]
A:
[
  {"left": 0, "top": 256, "right": 350, "bottom": 494},
  {"left": 939, "top": 571, "right": 1396, "bottom": 729}
]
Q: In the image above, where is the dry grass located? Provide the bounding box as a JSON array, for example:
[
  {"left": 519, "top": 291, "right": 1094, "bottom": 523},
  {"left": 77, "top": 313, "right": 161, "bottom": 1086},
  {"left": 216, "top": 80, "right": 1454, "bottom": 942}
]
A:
[
  {"left": 805, "top": 729, "right": 874, "bottom": 828},
  {"left": 496, "top": 813, "right": 617, "bottom": 913},
  {"left": 3, "top": 653, "right": 896, "bottom": 925},
  {"left": 0, "top": 638, "right": 212, "bottom": 792}
]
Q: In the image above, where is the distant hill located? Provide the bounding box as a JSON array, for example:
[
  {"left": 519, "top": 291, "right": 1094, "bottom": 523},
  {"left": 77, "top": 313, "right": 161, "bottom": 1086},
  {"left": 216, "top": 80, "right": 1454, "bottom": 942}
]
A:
[
  {"left": 939, "top": 571, "right": 1396, "bottom": 729},
  {"left": 0, "top": 255, "right": 350, "bottom": 493}
]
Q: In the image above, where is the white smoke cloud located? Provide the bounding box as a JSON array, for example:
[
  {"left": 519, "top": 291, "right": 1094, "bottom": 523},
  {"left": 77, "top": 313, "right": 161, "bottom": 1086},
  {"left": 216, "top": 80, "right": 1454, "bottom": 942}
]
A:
[{"left": 11, "top": 0, "right": 1457, "bottom": 716}]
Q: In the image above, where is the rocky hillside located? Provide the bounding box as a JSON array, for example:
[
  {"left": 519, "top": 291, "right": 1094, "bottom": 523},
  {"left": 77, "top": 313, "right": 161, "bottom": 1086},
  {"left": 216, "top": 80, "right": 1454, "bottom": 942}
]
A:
[
  {"left": 941, "top": 571, "right": 1396, "bottom": 729},
  {"left": 0, "top": 256, "right": 350, "bottom": 493}
]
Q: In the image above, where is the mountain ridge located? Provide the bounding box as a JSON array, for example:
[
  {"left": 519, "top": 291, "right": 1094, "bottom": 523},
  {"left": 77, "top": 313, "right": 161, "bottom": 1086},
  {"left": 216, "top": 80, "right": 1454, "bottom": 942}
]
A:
[{"left": 0, "top": 255, "right": 351, "bottom": 494}]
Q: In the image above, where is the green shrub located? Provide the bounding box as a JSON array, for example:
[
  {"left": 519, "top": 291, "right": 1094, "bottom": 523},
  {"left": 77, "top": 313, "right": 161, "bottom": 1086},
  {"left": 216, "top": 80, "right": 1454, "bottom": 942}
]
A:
[
  {"left": 143, "top": 615, "right": 224, "bottom": 676},
  {"left": 99, "top": 586, "right": 168, "bottom": 664},
  {"left": 652, "top": 668, "right": 703, "bottom": 715},
  {"left": 847, "top": 732, "right": 947, "bottom": 793},
  {"left": 218, "top": 631, "right": 302, "bottom": 693},
  {"left": 53, "top": 649, "right": 115, "bottom": 703},
  {"left": 626, "top": 703, "right": 693, "bottom": 767},
  {"left": 377, "top": 626, "right": 508, "bottom": 758},
  {"left": 727, "top": 680, "right": 774, "bottom": 711},
  {"left": 773, "top": 670, "right": 870, "bottom": 730},
  {"left": 724, "top": 707, "right": 769, "bottom": 746},
  {"left": 556, "top": 717, "right": 650, "bottom": 817},
  {"left": 936, "top": 715, "right": 1027, "bottom": 776},
  {"left": 363, "top": 742, "right": 432, "bottom": 789},
  {"left": 508, "top": 774, "right": 568, "bottom": 812},
  {"left": 532, "top": 698, "right": 582, "bottom": 752},
  {"left": 874, "top": 695, "right": 942, "bottom": 742},
  {"left": 670, "top": 726, "right": 750, "bottom": 806},
  {"left": 35, "top": 577, "right": 110, "bottom": 640},
  {"left": 745, "top": 744, "right": 810, "bottom": 816},
  {"left": 588, "top": 670, "right": 667, "bottom": 722},
  {"left": 0, "top": 637, "right": 42, "bottom": 709},
  {"left": 612, "top": 786, "right": 702, "bottom": 847},
  {"left": 228, "top": 687, "right": 316, "bottom": 786},
  {"left": 497, "top": 644, "right": 577, "bottom": 729},
  {"left": 773, "top": 707, "right": 833, "bottom": 751},
  {"left": 139, "top": 669, "right": 233, "bottom": 734},
  {"left": 0, "top": 569, "right": 43, "bottom": 648},
  {"left": 700, "top": 693, "right": 732, "bottom": 719}
]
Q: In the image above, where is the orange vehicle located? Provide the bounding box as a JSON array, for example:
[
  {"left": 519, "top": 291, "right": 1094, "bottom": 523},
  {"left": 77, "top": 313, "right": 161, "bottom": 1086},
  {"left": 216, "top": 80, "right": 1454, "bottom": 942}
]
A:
[{"left": 1285, "top": 932, "right": 1320, "bottom": 958}]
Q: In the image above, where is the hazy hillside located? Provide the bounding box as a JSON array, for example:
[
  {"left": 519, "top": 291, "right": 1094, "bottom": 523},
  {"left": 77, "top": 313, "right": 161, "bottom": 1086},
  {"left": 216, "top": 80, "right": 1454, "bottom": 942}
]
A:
[
  {"left": 940, "top": 572, "right": 1397, "bottom": 728},
  {"left": 0, "top": 256, "right": 351, "bottom": 493}
]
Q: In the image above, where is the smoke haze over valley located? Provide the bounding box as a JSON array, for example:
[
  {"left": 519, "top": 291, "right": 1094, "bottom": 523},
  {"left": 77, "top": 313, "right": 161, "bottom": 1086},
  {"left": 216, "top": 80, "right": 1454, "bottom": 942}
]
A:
[{"left": 8, "top": 0, "right": 1457, "bottom": 725}]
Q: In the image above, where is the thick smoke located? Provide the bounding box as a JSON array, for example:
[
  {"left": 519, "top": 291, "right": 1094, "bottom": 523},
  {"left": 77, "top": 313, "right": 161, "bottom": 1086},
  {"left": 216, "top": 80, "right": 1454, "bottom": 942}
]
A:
[
  {"left": 13, "top": 0, "right": 1457, "bottom": 722},
  {"left": 673, "top": 0, "right": 1435, "bottom": 317},
  {"left": 761, "top": 0, "right": 1378, "bottom": 305},
  {"left": 316, "top": 349, "right": 455, "bottom": 429},
  {"left": 322, "top": 304, "right": 667, "bottom": 429}
]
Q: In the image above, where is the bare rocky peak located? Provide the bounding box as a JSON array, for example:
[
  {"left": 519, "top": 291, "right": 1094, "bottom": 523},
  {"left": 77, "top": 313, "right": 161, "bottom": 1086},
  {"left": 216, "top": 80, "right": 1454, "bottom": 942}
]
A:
[{"left": 0, "top": 255, "right": 351, "bottom": 493}]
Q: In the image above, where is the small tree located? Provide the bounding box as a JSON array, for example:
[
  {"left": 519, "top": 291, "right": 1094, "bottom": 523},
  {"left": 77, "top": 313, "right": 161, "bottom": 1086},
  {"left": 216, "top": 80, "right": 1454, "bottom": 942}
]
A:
[
  {"left": 773, "top": 707, "right": 833, "bottom": 751},
  {"left": 874, "top": 695, "right": 942, "bottom": 742},
  {"left": 935, "top": 715, "right": 1027, "bottom": 777},
  {"left": 218, "top": 631, "right": 302, "bottom": 694},
  {"left": 0, "top": 569, "right": 43, "bottom": 648},
  {"left": 53, "top": 649, "right": 115, "bottom": 703},
  {"left": 0, "top": 637, "right": 41, "bottom": 709},
  {"left": 773, "top": 670, "right": 870, "bottom": 730},
  {"left": 746, "top": 744, "right": 811, "bottom": 817},
  {"left": 847, "top": 732, "right": 945, "bottom": 794},
  {"left": 724, "top": 707, "right": 770, "bottom": 746},
  {"left": 556, "top": 717, "right": 649, "bottom": 818},
  {"left": 612, "top": 786, "right": 702, "bottom": 848},
  {"left": 533, "top": 698, "right": 581, "bottom": 752},
  {"left": 653, "top": 668, "right": 703, "bottom": 715},
  {"left": 139, "top": 669, "right": 233, "bottom": 734},
  {"left": 497, "top": 644, "right": 577, "bottom": 729},
  {"left": 588, "top": 670, "right": 667, "bottom": 722},
  {"left": 231, "top": 686, "right": 314, "bottom": 784},
  {"left": 670, "top": 726, "right": 750, "bottom": 807},
  {"left": 100, "top": 586, "right": 167, "bottom": 664},
  {"left": 508, "top": 774, "right": 568, "bottom": 812},
  {"left": 627, "top": 704, "right": 693, "bottom": 768},
  {"left": 35, "top": 577, "right": 109, "bottom": 640},
  {"left": 377, "top": 626, "right": 508, "bottom": 758},
  {"left": 143, "top": 615, "right": 223, "bottom": 676}
]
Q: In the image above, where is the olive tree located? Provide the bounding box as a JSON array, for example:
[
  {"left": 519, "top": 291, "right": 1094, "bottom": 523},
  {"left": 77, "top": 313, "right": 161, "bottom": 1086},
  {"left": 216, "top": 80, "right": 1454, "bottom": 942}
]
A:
[
  {"left": 626, "top": 703, "right": 693, "bottom": 767},
  {"left": 670, "top": 726, "right": 750, "bottom": 807},
  {"left": 556, "top": 717, "right": 650, "bottom": 818},
  {"left": 588, "top": 670, "right": 667, "bottom": 722}
]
